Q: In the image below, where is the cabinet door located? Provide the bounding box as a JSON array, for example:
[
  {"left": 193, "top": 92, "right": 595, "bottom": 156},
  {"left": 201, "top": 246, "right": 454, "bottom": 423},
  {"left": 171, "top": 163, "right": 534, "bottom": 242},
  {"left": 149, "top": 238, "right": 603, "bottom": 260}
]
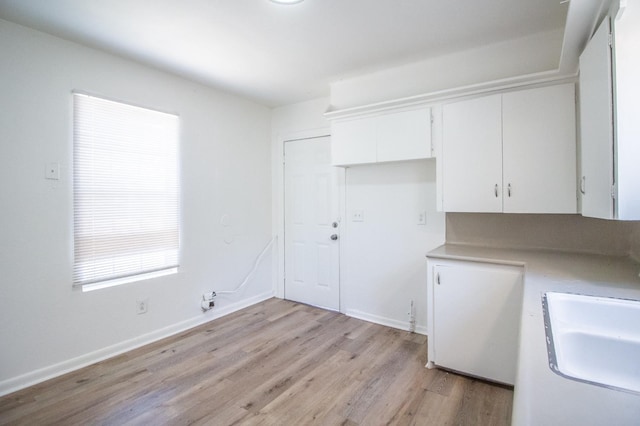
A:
[
  {"left": 432, "top": 262, "right": 522, "bottom": 385},
  {"left": 376, "top": 108, "right": 431, "bottom": 162},
  {"left": 579, "top": 18, "right": 615, "bottom": 219},
  {"left": 442, "top": 95, "right": 503, "bottom": 212},
  {"left": 610, "top": 5, "right": 640, "bottom": 220},
  {"left": 331, "top": 117, "right": 377, "bottom": 166},
  {"left": 503, "top": 84, "right": 577, "bottom": 213}
]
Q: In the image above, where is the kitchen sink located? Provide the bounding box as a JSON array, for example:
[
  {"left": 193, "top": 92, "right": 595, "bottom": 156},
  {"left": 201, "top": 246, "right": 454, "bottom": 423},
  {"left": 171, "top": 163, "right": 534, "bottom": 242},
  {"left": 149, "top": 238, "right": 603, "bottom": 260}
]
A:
[{"left": 542, "top": 292, "right": 640, "bottom": 394}]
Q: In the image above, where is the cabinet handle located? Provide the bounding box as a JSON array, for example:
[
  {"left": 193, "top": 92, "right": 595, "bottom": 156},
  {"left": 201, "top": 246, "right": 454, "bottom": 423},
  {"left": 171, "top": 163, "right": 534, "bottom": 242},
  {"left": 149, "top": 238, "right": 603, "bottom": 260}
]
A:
[
  {"left": 508, "top": 183, "right": 512, "bottom": 198},
  {"left": 580, "top": 176, "right": 586, "bottom": 195},
  {"left": 494, "top": 184, "right": 499, "bottom": 198},
  {"left": 436, "top": 273, "right": 441, "bottom": 285}
]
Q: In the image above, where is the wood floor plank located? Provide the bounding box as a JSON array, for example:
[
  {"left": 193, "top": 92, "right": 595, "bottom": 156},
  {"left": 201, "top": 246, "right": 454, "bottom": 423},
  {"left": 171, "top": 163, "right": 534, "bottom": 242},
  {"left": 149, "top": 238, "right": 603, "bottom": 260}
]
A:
[
  {"left": 453, "top": 379, "right": 513, "bottom": 426},
  {"left": 0, "top": 298, "right": 513, "bottom": 426}
]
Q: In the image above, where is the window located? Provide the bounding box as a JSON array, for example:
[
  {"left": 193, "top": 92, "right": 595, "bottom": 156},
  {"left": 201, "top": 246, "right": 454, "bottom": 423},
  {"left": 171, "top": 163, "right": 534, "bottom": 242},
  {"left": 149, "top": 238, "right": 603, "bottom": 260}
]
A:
[{"left": 73, "top": 93, "right": 180, "bottom": 291}]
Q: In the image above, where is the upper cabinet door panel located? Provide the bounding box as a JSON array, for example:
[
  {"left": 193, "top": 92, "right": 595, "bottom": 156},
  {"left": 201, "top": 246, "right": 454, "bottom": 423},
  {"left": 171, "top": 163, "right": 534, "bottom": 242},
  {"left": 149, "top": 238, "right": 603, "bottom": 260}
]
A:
[
  {"left": 442, "top": 95, "right": 503, "bottom": 213},
  {"left": 502, "top": 84, "right": 577, "bottom": 214},
  {"left": 611, "top": 4, "right": 640, "bottom": 220},
  {"left": 376, "top": 107, "right": 431, "bottom": 162},
  {"left": 579, "top": 17, "right": 615, "bottom": 219},
  {"left": 330, "top": 108, "right": 431, "bottom": 166},
  {"left": 331, "top": 117, "right": 377, "bottom": 166}
]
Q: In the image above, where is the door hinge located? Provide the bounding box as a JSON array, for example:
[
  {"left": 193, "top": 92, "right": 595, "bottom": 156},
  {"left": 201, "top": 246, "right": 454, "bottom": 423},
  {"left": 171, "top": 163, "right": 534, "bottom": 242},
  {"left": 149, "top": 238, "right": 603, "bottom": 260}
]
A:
[
  {"left": 611, "top": 185, "right": 616, "bottom": 199},
  {"left": 608, "top": 33, "right": 613, "bottom": 47}
]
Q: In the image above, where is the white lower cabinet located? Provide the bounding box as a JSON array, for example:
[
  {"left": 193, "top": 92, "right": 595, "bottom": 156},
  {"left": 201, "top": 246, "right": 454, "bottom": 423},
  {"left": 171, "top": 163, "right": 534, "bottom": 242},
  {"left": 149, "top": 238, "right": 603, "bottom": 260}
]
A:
[{"left": 427, "top": 258, "right": 523, "bottom": 385}]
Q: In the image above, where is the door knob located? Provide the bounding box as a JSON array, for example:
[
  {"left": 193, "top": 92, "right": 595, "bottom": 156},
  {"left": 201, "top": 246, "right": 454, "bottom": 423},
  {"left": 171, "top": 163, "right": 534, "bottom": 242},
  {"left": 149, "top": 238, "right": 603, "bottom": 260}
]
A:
[{"left": 330, "top": 234, "right": 338, "bottom": 241}]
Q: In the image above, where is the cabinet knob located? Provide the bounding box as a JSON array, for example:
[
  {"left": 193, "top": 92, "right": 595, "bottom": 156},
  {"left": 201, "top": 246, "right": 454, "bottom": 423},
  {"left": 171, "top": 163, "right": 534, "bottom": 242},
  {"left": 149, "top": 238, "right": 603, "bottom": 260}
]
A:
[
  {"left": 580, "top": 176, "right": 586, "bottom": 195},
  {"left": 494, "top": 184, "right": 499, "bottom": 198}
]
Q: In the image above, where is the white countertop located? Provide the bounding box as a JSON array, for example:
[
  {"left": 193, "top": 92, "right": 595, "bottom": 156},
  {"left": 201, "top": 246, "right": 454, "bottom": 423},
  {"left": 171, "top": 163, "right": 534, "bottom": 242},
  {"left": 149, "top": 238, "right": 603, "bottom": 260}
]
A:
[{"left": 427, "top": 244, "right": 640, "bottom": 426}]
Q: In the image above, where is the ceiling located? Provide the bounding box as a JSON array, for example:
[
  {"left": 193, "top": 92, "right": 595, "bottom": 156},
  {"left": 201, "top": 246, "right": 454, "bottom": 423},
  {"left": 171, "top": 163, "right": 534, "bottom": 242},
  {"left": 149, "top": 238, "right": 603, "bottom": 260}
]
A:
[{"left": 0, "top": 0, "right": 570, "bottom": 107}]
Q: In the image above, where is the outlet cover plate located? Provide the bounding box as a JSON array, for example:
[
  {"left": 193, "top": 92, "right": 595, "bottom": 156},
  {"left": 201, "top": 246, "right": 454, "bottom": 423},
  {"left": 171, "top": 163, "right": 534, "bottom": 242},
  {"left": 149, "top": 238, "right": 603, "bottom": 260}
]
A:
[{"left": 136, "top": 299, "right": 148, "bottom": 314}]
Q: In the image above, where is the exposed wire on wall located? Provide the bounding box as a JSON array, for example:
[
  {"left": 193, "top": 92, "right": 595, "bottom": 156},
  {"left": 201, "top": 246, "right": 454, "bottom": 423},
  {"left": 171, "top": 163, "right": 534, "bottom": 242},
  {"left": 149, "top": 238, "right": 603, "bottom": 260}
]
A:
[{"left": 215, "top": 236, "right": 276, "bottom": 295}]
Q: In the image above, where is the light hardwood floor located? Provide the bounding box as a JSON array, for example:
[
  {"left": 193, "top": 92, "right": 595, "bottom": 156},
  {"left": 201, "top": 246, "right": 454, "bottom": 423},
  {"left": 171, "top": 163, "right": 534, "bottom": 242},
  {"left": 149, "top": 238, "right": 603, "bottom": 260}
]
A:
[{"left": 0, "top": 298, "right": 513, "bottom": 425}]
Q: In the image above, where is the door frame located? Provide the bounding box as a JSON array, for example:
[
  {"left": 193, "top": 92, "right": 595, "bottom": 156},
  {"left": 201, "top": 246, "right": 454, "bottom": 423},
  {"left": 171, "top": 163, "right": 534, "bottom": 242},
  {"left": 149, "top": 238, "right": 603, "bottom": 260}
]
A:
[{"left": 273, "top": 128, "right": 346, "bottom": 313}]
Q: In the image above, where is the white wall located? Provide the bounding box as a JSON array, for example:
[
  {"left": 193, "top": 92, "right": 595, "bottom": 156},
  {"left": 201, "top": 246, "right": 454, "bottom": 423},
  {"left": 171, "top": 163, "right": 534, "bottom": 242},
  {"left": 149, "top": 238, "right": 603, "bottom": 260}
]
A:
[
  {"left": 0, "top": 19, "right": 273, "bottom": 395},
  {"left": 271, "top": 100, "right": 445, "bottom": 333},
  {"left": 330, "top": 29, "right": 564, "bottom": 110},
  {"left": 344, "top": 161, "right": 445, "bottom": 334}
]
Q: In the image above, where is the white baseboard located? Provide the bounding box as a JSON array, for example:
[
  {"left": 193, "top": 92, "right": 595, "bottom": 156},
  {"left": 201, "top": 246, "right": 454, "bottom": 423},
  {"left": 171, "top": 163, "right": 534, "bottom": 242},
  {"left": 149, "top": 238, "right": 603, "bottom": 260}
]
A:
[
  {"left": 0, "top": 290, "right": 274, "bottom": 397},
  {"left": 345, "top": 309, "right": 427, "bottom": 336}
]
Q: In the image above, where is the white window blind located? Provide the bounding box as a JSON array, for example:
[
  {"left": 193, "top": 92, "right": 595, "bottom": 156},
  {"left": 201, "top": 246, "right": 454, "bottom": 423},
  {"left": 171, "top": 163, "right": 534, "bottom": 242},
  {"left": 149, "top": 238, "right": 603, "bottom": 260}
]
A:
[{"left": 73, "top": 93, "right": 180, "bottom": 289}]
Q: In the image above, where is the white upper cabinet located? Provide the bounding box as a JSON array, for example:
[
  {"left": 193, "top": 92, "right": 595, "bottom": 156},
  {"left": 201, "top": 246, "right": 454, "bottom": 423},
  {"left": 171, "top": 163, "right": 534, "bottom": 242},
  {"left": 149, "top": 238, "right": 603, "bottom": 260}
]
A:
[
  {"left": 376, "top": 108, "right": 432, "bottom": 162},
  {"left": 503, "top": 85, "right": 577, "bottom": 213},
  {"left": 579, "top": 17, "right": 615, "bottom": 219},
  {"left": 331, "top": 107, "right": 432, "bottom": 166},
  {"left": 579, "top": 3, "right": 640, "bottom": 220},
  {"left": 441, "top": 84, "right": 577, "bottom": 213},
  {"left": 331, "top": 116, "right": 377, "bottom": 166},
  {"left": 442, "top": 95, "right": 503, "bottom": 212}
]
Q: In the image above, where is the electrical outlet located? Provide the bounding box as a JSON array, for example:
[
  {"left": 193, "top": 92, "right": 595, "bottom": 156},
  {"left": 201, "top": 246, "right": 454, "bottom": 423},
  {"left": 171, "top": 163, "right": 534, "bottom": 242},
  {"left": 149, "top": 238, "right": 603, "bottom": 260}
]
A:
[
  {"left": 136, "top": 299, "right": 148, "bottom": 315},
  {"left": 201, "top": 291, "right": 217, "bottom": 311},
  {"left": 417, "top": 211, "right": 426, "bottom": 225}
]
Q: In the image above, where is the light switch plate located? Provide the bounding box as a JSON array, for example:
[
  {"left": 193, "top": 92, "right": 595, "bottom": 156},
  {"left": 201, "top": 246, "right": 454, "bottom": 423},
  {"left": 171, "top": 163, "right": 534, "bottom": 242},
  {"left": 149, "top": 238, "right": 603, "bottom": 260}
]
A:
[
  {"left": 352, "top": 210, "right": 364, "bottom": 222},
  {"left": 45, "top": 162, "right": 60, "bottom": 180}
]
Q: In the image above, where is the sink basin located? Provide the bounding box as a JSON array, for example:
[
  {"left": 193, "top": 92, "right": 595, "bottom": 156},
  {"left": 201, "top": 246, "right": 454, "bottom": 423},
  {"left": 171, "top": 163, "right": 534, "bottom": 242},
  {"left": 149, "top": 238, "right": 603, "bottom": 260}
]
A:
[{"left": 542, "top": 292, "right": 640, "bottom": 394}]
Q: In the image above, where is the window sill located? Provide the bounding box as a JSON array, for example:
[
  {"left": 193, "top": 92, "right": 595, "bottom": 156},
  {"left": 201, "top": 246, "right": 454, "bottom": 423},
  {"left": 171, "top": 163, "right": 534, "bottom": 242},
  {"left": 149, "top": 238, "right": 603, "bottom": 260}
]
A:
[{"left": 80, "top": 268, "right": 178, "bottom": 292}]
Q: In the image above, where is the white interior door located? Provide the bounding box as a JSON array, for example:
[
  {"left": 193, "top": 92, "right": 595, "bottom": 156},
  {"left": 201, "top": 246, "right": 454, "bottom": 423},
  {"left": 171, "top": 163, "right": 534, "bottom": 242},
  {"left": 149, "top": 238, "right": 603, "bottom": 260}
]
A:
[{"left": 284, "top": 136, "right": 343, "bottom": 311}]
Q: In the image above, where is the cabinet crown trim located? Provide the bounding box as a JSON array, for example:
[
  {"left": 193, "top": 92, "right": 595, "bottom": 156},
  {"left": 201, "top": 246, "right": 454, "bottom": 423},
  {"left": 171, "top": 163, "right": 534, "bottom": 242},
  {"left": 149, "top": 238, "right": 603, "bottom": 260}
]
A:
[{"left": 324, "top": 73, "right": 576, "bottom": 121}]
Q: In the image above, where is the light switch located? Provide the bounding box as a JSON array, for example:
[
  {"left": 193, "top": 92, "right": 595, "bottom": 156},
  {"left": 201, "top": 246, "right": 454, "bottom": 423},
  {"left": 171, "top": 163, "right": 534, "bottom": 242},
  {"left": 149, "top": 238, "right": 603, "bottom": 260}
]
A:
[
  {"left": 45, "top": 162, "right": 60, "bottom": 180},
  {"left": 352, "top": 210, "right": 364, "bottom": 222}
]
